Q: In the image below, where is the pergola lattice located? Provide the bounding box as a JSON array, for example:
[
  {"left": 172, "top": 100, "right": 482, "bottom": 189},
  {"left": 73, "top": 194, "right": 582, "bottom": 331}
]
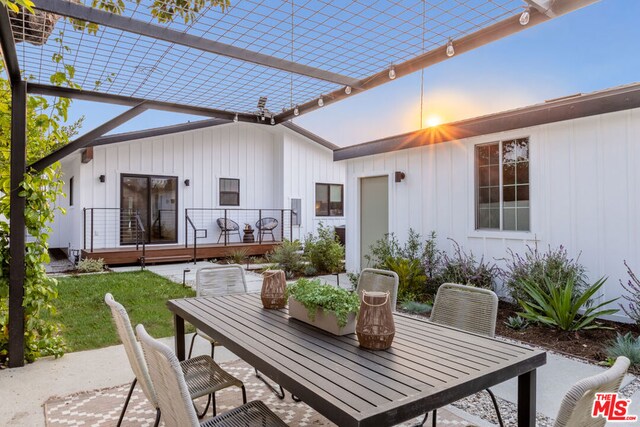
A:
[{"left": 1, "top": 0, "right": 598, "bottom": 367}]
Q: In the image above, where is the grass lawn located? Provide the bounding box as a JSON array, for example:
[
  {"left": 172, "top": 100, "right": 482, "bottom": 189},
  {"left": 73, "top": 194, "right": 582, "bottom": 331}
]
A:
[{"left": 52, "top": 271, "right": 195, "bottom": 352}]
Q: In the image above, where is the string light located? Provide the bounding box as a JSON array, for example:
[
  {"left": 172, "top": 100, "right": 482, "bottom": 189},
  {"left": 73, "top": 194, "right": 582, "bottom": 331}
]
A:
[
  {"left": 233, "top": 114, "right": 238, "bottom": 122},
  {"left": 270, "top": 117, "right": 275, "bottom": 125},
  {"left": 294, "top": 105, "right": 300, "bottom": 116},
  {"left": 388, "top": 67, "right": 396, "bottom": 80},
  {"left": 318, "top": 96, "right": 324, "bottom": 107},
  {"left": 519, "top": 7, "right": 530, "bottom": 25},
  {"left": 446, "top": 39, "right": 455, "bottom": 57},
  {"left": 345, "top": 86, "right": 352, "bottom": 95}
]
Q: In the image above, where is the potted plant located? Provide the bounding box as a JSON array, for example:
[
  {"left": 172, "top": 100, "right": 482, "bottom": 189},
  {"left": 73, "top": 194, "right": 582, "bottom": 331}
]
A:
[{"left": 287, "top": 278, "right": 360, "bottom": 335}]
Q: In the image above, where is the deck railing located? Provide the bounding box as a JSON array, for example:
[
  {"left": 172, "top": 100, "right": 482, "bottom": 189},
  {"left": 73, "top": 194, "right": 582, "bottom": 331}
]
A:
[{"left": 83, "top": 208, "right": 146, "bottom": 253}]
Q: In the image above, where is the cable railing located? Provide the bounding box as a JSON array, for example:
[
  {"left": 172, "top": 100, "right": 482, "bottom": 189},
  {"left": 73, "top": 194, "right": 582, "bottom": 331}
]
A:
[
  {"left": 83, "top": 208, "right": 146, "bottom": 253},
  {"left": 185, "top": 208, "right": 294, "bottom": 248}
]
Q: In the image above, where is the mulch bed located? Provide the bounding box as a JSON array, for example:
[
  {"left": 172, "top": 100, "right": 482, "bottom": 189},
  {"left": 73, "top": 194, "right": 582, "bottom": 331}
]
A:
[{"left": 494, "top": 301, "right": 640, "bottom": 374}]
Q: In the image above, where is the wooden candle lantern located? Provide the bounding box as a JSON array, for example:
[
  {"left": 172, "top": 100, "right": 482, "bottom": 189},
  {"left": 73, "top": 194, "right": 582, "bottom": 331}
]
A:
[
  {"left": 356, "top": 291, "right": 395, "bottom": 350},
  {"left": 261, "top": 270, "right": 287, "bottom": 309}
]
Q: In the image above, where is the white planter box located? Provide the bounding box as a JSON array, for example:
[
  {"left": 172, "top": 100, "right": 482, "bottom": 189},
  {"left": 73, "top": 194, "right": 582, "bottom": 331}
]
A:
[{"left": 288, "top": 297, "right": 356, "bottom": 336}]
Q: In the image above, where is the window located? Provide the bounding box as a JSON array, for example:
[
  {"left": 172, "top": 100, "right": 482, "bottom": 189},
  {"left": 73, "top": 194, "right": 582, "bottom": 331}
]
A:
[
  {"left": 69, "top": 176, "right": 74, "bottom": 206},
  {"left": 219, "top": 178, "right": 240, "bottom": 206},
  {"left": 315, "top": 183, "right": 343, "bottom": 216},
  {"left": 475, "top": 138, "right": 529, "bottom": 231}
]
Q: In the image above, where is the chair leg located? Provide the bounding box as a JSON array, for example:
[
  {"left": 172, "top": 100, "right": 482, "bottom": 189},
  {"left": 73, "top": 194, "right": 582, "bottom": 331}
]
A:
[
  {"left": 211, "top": 342, "right": 215, "bottom": 360},
  {"left": 195, "top": 394, "right": 212, "bottom": 419},
  {"left": 254, "top": 368, "right": 285, "bottom": 399},
  {"left": 292, "top": 394, "right": 301, "bottom": 402},
  {"left": 217, "top": 231, "right": 223, "bottom": 243},
  {"left": 187, "top": 333, "right": 197, "bottom": 359},
  {"left": 241, "top": 385, "right": 247, "bottom": 404},
  {"left": 117, "top": 378, "right": 137, "bottom": 427},
  {"left": 153, "top": 408, "right": 161, "bottom": 427},
  {"left": 486, "top": 388, "right": 505, "bottom": 427}
]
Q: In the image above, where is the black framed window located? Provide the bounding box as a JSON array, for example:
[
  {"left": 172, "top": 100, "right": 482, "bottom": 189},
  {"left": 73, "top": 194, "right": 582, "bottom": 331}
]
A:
[
  {"left": 69, "top": 176, "right": 74, "bottom": 206},
  {"left": 220, "top": 178, "right": 240, "bottom": 206},
  {"left": 475, "top": 138, "right": 529, "bottom": 231},
  {"left": 315, "top": 183, "right": 343, "bottom": 216}
]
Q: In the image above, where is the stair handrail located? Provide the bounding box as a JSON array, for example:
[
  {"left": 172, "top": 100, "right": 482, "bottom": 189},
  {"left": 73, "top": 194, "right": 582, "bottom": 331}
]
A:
[
  {"left": 185, "top": 212, "right": 197, "bottom": 264},
  {"left": 134, "top": 210, "right": 146, "bottom": 263}
]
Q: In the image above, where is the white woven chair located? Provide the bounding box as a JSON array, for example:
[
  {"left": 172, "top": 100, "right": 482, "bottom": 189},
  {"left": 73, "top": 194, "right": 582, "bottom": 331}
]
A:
[
  {"left": 105, "top": 293, "right": 246, "bottom": 423},
  {"left": 356, "top": 268, "right": 399, "bottom": 311},
  {"left": 136, "top": 324, "right": 288, "bottom": 427},
  {"left": 188, "top": 265, "right": 248, "bottom": 359},
  {"left": 419, "top": 283, "right": 502, "bottom": 427},
  {"left": 554, "top": 356, "right": 630, "bottom": 427}
]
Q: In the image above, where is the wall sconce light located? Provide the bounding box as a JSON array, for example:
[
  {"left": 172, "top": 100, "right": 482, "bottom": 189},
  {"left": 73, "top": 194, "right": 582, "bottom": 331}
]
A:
[
  {"left": 395, "top": 171, "right": 406, "bottom": 183},
  {"left": 184, "top": 179, "right": 190, "bottom": 187},
  {"left": 99, "top": 175, "right": 106, "bottom": 183}
]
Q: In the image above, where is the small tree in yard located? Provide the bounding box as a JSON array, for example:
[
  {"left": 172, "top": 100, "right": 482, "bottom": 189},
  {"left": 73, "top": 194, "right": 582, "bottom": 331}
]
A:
[{"left": 304, "top": 223, "right": 345, "bottom": 275}]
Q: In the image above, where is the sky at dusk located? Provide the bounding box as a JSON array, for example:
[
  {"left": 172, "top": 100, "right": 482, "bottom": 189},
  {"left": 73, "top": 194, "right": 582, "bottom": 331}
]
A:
[{"left": 62, "top": 0, "right": 640, "bottom": 148}]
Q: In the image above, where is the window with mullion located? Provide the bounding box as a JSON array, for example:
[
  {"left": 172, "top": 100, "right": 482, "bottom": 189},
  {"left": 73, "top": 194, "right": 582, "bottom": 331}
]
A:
[
  {"left": 219, "top": 178, "right": 240, "bottom": 206},
  {"left": 475, "top": 138, "right": 529, "bottom": 231},
  {"left": 315, "top": 183, "right": 343, "bottom": 216}
]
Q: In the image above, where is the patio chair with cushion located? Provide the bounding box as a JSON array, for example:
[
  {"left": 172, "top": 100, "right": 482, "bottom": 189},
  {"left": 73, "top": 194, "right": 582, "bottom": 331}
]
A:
[
  {"left": 255, "top": 217, "right": 278, "bottom": 242},
  {"left": 554, "top": 356, "right": 630, "bottom": 427},
  {"left": 216, "top": 218, "right": 241, "bottom": 243},
  {"left": 105, "top": 293, "right": 246, "bottom": 424},
  {"left": 356, "top": 268, "right": 399, "bottom": 311},
  {"left": 187, "top": 265, "right": 287, "bottom": 400},
  {"left": 417, "top": 283, "right": 502, "bottom": 427},
  {"left": 136, "top": 324, "right": 287, "bottom": 427}
]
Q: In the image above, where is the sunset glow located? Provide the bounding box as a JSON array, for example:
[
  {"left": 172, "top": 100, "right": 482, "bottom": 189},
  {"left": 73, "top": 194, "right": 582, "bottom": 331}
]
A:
[{"left": 425, "top": 115, "right": 443, "bottom": 128}]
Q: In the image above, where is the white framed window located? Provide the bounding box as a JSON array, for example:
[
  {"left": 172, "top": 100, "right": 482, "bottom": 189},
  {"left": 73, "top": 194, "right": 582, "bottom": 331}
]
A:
[{"left": 475, "top": 138, "right": 529, "bottom": 231}]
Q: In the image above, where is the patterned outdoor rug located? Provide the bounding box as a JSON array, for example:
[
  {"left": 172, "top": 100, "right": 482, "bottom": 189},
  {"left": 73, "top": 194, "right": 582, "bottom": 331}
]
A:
[{"left": 44, "top": 359, "right": 477, "bottom": 426}]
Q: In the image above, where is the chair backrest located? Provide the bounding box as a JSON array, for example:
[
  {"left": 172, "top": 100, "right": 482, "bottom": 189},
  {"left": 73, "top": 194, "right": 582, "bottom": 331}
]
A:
[
  {"left": 356, "top": 268, "right": 400, "bottom": 311},
  {"left": 430, "top": 283, "right": 498, "bottom": 337},
  {"left": 104, "top": 293, "right": 158, "bottom": 407},
  {"left": 196, "top": 264, "right": 247, "bottom": 297},
  {"left": 216, "top": 218, "right": 239, "bottom": 231},
  {"left": 136, "top": 324, "right": 200, "bottom": 427},
  {"left": 256, "top": 217, "right": 278, "bottom": 230},
  {"left": 554, "top": 356, "right": 631, "bottom": 427}
]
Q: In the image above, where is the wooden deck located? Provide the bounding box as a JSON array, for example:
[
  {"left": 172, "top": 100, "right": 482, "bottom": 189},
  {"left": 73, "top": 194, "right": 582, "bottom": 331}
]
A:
[{"left": 82, "top": 241, "right": 280, "bottom": 265}]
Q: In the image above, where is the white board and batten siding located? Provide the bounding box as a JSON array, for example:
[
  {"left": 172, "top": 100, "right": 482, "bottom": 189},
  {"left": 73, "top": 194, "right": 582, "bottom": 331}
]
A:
[
  {"left": 282, "top": 128, "right": 346, "bottom": 242},
  {"left": 343, "top": 108, "right": 640, "bottom": 322},
  {"left": 50, "top": 122, "right": 345, "bottom": 251}
]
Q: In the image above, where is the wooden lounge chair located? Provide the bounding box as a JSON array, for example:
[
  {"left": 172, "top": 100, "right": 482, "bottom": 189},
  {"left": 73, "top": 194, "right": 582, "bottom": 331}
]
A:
[
  {"left": 420, "top": 283, "right": 502, "bottom": 427},
  {"left": 216, "top": 218, "right": 241, "bottom": 243},
  {"left": 105, "top": 293, "right": 245, "bottom": 423},
  {"left": 255, "top": 217, "right": 278, "bottom": 242},
  {"left": 136, "top": 324, "right": 287, "bottom": 427},
  {"left": 356, "top": 268, "right": 399, "bottom": 310},
  {"left": 554, "top": 356, "right": 630, "bottom": 427}
]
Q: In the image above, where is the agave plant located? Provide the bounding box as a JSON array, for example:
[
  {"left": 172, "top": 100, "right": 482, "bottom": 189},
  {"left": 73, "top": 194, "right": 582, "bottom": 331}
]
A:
[{"left": 517, "top": 276, "right": 618, "bottom": 331}]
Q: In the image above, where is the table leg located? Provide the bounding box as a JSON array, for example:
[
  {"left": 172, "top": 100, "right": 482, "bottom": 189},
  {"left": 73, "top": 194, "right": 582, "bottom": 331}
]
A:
[
  {"left": 517, "top": 369, "right": 536, "bottom": 427},
  {"left": 174, "top": 313, "right": 185, "bottom": 361}
]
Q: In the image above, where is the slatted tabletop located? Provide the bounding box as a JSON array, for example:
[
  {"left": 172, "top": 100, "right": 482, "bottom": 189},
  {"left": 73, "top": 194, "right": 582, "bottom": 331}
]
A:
[{"left": 168, "top": 293, "right": 546, "bottom": 427}]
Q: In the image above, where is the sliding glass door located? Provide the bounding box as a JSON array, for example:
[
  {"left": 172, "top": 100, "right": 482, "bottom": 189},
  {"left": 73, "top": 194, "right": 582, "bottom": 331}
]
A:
[{"left": 120, "top": 174, "right": 178, "bottom": 244}]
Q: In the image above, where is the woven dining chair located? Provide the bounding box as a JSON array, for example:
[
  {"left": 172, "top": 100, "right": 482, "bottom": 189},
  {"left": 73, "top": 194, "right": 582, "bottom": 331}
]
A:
[
  {"left": 356, "top": 268, "right": 399, "bottom": 311},
  {"left": 554, "top": 356, "right": 630, "bottom": 427},
  {"left": 255, "top": 217, "right": 278, "bottom": 242},
  {"left": 105, "top": 293, "right": 246, "bottom": 423},
  {"left": 187, "top": 265, "right": 287, "bottom": 400},
  {"left": 136, "top": 324, "right": 288, "bottom": 427},
  {"left": 418, "top": 283, "right": 502, "bottom": 427},
  {"left": 216, "top": 218, "right": 241, "bottom": 243}
]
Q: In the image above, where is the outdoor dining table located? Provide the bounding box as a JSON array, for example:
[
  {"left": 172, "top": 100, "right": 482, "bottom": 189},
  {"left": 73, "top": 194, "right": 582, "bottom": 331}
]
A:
[{"left": 168, "top": 293, "right": 546, "bottom": 427}]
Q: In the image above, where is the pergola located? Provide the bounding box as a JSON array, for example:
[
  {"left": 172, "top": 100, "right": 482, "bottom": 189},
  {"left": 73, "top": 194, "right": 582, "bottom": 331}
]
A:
[{"left": 1, "top": 0, "right": 597, "bottom": 367}]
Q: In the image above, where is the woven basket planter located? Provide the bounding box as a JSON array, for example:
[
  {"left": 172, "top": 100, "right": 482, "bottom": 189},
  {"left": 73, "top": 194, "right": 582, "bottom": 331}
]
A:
[
  {"left": 356, "top": 291, "right": 395, "bottom": 350},
  {"left": 261, "top": 270, "right": 287, "bottom": 309},
  {"left": 288, "top": 297, "right": 356, "bottom": 336}
]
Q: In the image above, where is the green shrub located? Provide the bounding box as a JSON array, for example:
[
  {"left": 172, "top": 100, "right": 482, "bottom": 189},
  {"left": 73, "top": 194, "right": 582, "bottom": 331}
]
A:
[
  {"left": 605, "top": 333, "right": 640, "bottom": 366},
  {"left": 517, "top": 276, "right": 618, "bottom": 331},
  {"left": 400, "top": 300, "right": 432, "bottom": 315},
  {"left": 620, "top": 261, "right": 640, "bottom": 325},
  {"left": 347, "top": 272, "right": 360, "bottom": 290},
  {"left": 227, "top": 249, "right": 248, "bottom": 265},
  {"left": 304, "top": 223, "right": 344, "bottom": 274},
  {"left": 76, "top": 258, "right": 105, "bottom": 273},
  {"left": 303, "top": 264, "right": 317, "bottom": 277},
  {"left": 504, "top": 315, "right": 528, "bottom": 330},
  {"left": 365, "top": 229, "right": 434, "bottom": 269},
  {"left": 384, "top": 257, "right": 427, "bottom": 302},
  {"left": 267, "top": 240, "right": 304, "bottom": 276},
  {"left": 500, "top": 245, "right": 587, "bottom": 304},
  {"left": 438, "top": 240, "right": 497, "bottom": 290},
  {"left": 287, "top": 278, "right": 360, "bottom": 327}
]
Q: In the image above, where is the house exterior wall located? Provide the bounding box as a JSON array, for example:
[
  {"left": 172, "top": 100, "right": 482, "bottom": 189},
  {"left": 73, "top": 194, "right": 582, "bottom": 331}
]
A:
[
  {"left": 342, "top": 108, "right": 640, "bottom": 322},
  {"left": 282, "top": 128, "right": 346, "bottom": 242},
  {"left": 50, "top": 122, "right": 345, "bottom": 252}
]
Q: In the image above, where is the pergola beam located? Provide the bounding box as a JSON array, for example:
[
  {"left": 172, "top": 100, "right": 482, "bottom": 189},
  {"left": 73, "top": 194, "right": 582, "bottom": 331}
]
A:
[
  {"left": 34, "top": 0, "right": 359, "bottom": 87},
  {"left": 276, "top": 0, "right": 600, "bottom": 121},
  {"left": 0, "top": 6, "right": 21, "bottom": 84},
  {"left": 30, "top": 103, "right": 148, "bottom": 170},
  {"left": 27, "top": 83, "right": 260, "bottom": 123}
]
